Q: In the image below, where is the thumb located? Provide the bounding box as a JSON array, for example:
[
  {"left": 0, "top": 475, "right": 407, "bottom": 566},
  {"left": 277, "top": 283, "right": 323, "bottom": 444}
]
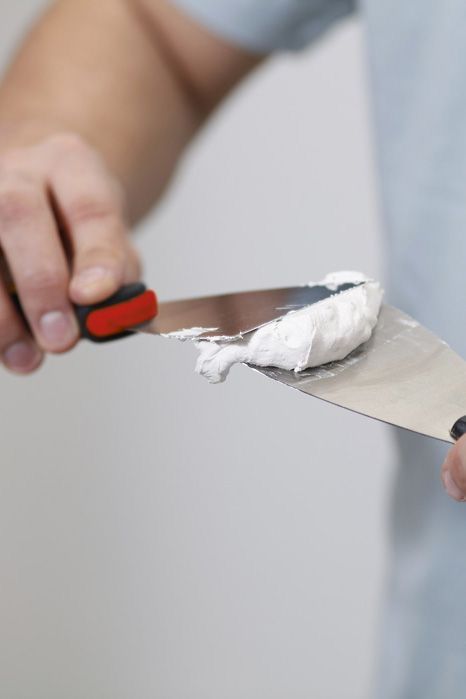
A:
[{"left": 441, "top": 435, "right": 466, "bottom": 502}]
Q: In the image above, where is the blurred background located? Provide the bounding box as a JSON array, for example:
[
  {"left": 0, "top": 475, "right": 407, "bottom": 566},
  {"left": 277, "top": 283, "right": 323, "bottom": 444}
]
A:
[{"left": 0, "top": 3, "right": 394, "bottom": 698}]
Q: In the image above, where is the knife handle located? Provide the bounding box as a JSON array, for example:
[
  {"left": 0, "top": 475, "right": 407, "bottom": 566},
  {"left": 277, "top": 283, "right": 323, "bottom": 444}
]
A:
[
  {"left": 450, "top": 417, "right": 466, "bottom": 441},
  {"left": 75, "top": 283, "right": 158, "bottom": 342},
  {"left": 10, "top": 283, "right": 158, "bottom": 343}
]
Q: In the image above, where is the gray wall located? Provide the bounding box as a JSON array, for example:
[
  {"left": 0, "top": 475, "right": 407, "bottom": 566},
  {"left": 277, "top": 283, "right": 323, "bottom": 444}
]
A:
[{"left": 0, "top": 3, "right": 393, "bottom": 697}]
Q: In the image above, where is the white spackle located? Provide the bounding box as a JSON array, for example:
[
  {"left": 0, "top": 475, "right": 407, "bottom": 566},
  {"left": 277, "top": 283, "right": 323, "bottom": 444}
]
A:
[
  {"left": 161, "top": 327, "right": 218, "bottom": 340},
  {"left": 194, "top": 271, "right": 384, "bottom": 383}
]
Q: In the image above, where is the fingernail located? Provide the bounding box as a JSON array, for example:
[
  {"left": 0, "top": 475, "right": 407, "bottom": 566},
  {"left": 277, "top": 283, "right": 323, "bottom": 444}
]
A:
[
  {"left": 73, "top": 267, "right": 114, "bottom": 294},
  {"left": 442, "top": 469, "right": 465, "bottom": 501},
  {"left": 39, "top": 310, "right": 78, "bottom": 349},
  {"left": 3, "top": 341, "right": 41, "bottom": 373}
]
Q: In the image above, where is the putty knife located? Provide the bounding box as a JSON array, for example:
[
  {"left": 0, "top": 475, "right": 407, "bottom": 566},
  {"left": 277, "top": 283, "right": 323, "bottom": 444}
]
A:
[
  {"left": 12, "top": 281, "right": 359, "bottom": 341},
  {"left": 76, "top": 283, "right": 466, "bottom": 444},
  {"left": 251, "top": 305, "right": 466, "bottom": 445},
  {"left": 13, "top": 282, "right": 466, "bottom": 443},
  {"left": 75, "top": 281, "right": 360, "bottom": 341}
]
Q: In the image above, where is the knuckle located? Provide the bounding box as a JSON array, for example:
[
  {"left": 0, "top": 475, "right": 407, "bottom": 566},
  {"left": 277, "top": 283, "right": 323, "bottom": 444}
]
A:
[
  {"left": 49, "top": 131, "right": 88, "bottom": 154},
  {"left": 0, "top": 181, "right": 41, "bottom": 228},
  {"left": 21, "top": 267, "right": 67, "bottom": 296},
  {"left": 49, "top": 131, "right": 112, "bottom": 175},
  {"left": 67, "top": 192, "right": 122, "bottom": 225},
  {"left": 0, "top": 148, "right": 25, "bottom": 172}
]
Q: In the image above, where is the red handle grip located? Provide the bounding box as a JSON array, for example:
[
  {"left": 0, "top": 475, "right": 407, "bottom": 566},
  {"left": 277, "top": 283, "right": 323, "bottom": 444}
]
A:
[
  {"left": 76, "top": 283, "right": 158, "bottom": 342},
  {"left": 10, "top": 282, "right": 157, "bottom": 343}
]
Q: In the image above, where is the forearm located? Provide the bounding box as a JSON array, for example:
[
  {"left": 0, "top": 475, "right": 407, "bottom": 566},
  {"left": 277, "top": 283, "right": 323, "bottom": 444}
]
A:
[{"left": 0, "top": 0, "right": 206, "bottom": 222}]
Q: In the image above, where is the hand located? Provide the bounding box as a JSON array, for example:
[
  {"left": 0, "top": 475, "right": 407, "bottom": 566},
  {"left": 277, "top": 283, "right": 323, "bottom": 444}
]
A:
[
  {"left": 0, "top": 131, "right": 141, "bottom": 374},
  {"left": 441, "top": 436, "right": 466, "bottom": 501}
]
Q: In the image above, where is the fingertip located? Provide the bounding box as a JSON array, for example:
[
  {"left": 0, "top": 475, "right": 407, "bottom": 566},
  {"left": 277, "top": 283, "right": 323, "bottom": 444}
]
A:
[
  {"left": 2, "top": 340, "right": 44, "bottom": 375},
  {"left": 442, "top": 467, "right": 466, "bottom": 502},
  {"left": 441, "top": 441, "right": 466, "bottom": 501},
  {"left": 37, "top": 310, "right": 80, "bottom": 353}
]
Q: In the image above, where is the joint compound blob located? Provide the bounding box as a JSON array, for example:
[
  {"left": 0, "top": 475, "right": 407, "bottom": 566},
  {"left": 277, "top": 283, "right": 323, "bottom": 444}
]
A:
[{"left": 194, "top": 272, "right": 384, "bottom": 383}]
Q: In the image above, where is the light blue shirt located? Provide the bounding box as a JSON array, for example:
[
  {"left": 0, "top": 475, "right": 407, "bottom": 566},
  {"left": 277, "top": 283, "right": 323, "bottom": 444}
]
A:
[
  {"left": 173, "top": 2, "right": 466, "bottom": 697},
  {"left": 172, "top": 0, "right": 466, "bottom": 342},
  {"left": 173, "top": 0, "right": 355, "bottom": 52}
]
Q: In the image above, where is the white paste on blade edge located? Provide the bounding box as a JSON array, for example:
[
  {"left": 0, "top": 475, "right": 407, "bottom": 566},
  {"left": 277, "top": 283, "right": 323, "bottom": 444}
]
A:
[{"left": 161, "top": 327, "right": 219, "bottom": 339}]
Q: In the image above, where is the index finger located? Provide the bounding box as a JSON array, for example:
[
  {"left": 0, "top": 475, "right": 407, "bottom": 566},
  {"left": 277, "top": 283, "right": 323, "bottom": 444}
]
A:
[{"left": 46, "top": 136, "right": 135, "bottom": 305}]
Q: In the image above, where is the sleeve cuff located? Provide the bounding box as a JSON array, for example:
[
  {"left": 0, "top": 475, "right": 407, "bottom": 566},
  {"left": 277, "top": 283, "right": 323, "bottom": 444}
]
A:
[{"left": 171, "top": 0, "right": 356, "bottom": 54}]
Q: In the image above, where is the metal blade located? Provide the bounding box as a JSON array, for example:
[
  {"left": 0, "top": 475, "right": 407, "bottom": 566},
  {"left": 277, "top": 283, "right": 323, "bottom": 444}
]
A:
[
  {"left": 250, "top": 305, "right": 466, "bottom": 444},
  {"left": 136, "top": 283, "right": 359, "bottom": 340}
]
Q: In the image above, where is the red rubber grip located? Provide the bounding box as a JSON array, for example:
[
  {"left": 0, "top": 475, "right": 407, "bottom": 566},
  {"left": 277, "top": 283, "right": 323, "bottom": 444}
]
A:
[{"left": 86, "top": 290, "right": 157, "bottom": 338}]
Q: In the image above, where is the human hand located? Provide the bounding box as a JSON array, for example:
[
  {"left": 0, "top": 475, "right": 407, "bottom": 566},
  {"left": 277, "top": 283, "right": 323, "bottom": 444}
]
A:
[
  {"left": 441, "top": 436, "right": 466, "bottom": 501},
  {"left": 0, "top": 131, "right": 141, "bottom": 374}
]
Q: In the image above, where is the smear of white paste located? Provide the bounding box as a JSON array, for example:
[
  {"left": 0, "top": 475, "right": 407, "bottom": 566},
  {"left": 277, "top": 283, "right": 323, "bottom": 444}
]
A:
[
  {"left": 161, "top": 327, "right": 218, "bottom": 340},
  {"left": 194, "top": 271, "right": 383, "bottom": 383}
]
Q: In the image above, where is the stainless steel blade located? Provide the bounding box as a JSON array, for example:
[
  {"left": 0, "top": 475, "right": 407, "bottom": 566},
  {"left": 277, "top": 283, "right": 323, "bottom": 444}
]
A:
[
  {"left": 251, "top": 305, "right": 466, "bottom": 444},
  {"left": 136, "top": 283, "right": 359, "bottom": 340}
]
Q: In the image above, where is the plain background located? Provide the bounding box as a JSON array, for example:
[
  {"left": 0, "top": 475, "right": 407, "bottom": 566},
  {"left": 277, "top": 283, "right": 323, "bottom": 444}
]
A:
[{"left": 0, "top": 2, "right": 394, "bottom": 698}]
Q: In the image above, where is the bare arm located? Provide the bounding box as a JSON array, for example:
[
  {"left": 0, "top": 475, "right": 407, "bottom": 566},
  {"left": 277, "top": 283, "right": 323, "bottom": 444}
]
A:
[{"left": 0, "top": 0, "right": 261, "bottom": 372}]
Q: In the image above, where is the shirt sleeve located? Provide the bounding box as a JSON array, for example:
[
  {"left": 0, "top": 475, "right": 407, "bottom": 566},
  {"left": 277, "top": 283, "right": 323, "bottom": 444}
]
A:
[{"left": 171, "top": 0, "right": 356, "bottom": 53}]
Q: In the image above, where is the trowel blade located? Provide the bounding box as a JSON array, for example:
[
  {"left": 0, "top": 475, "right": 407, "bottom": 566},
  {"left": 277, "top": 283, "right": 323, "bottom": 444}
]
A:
[
  {"left": 250, "top": 305, "right": 466, "bottom": 444},
  {"left": 136, "top": 282, "right": 359, "bottom": 340}
]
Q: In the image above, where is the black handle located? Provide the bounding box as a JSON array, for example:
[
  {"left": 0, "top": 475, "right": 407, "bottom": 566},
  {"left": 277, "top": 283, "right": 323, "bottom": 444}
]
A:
[{"left": 451, "top": 417, "right": 466, "bottom": 441}]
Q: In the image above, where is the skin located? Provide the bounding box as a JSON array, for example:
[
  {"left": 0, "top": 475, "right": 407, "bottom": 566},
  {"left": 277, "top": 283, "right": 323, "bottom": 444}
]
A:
[
  {"left": 0, "top": 0, "right": 260, "bottom": 370},
  {"left": 0, "top": 0, "right": 462, "bottom": 499},
  {"left": 441, "top": 436, "right": 466, "bottom": 502}
]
